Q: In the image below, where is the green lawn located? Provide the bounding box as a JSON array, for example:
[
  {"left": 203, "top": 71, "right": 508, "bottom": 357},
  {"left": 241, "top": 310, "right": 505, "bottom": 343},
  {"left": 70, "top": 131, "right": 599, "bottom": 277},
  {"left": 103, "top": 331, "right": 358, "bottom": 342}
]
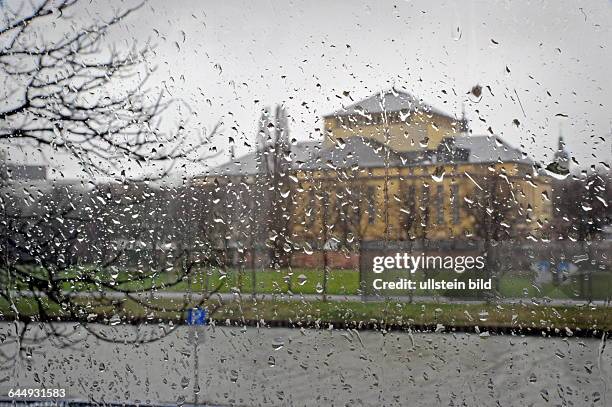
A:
[
  {"left": 497, "top": 272, "right": 612, "bottom": 301},
  {"left": 2, "top": 295, "right": 610, "bottom": 332},
  {"left": 167, "top": 267, "right": 361, "bottom": 296},
  {"left": 49, "top": 266, "right": 361, "bottom": 296},
  {"left": 9, "top": 265, "right": 612, "bottom": 301}
]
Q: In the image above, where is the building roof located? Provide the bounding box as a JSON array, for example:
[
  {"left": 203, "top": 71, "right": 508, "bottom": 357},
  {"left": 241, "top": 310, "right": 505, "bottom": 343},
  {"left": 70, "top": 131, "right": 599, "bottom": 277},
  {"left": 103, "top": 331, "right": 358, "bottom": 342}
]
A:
[
  {"left": 207, "top": 134, "right": 532, "bottom": 177},
  {"left": 209, "top": 141, "right": 323, "bottom": 177},
  {"left": 0, "top": 164, "right": 47, "bottom": 181},
  {"left": 208, "top": 151, "right": 260, "bottom": 177},
  {"left": 296, "top": 137, "right": 401, "bottom": 171},
  {"left": 323, "top": 89, "right": 453, "bottom": 119},
  {"left": 454, "top": 135, "right": 531, "bottom": 165}
]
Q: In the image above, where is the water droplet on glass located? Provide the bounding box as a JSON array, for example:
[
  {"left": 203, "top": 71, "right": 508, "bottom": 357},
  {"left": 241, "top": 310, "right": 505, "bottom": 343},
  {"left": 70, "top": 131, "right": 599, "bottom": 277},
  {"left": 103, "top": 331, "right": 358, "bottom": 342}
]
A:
[
  {"left": 109, "top": 314, "right": 121, "bottom": 326},
  {"left": 451, "top": 26, "right": 462, "bottom": 41},
  {"left": 303, "top": 243, "right": 313, "bottom": 255},
  {"left": 272, "top": 337, "right": 285, "bottom": 351},
  {"left": 431, "top": 171, "right": 444, "bottom": 183}
]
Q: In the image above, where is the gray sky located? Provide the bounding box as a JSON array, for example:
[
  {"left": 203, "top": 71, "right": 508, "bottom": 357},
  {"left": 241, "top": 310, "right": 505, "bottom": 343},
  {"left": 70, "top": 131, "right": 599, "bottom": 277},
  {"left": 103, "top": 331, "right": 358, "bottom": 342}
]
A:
[{"left": 4, "top": 0, "right": 612, "bottom": 178}]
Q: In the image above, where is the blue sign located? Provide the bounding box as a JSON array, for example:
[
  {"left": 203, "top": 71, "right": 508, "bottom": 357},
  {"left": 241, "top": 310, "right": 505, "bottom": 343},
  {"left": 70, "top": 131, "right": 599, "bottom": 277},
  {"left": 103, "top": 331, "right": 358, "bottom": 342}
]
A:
[
  {"left": 557, "top": 261, "right": 570, "bottom": 273},
  {"left": 186, "top": 307, "right": 207, "bottom": 325}
]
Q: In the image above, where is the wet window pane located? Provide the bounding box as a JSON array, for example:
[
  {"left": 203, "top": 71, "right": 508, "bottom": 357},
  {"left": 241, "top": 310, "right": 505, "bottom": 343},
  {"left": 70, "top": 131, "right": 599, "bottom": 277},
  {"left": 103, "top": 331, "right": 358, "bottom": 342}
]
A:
[{"left": 1, "top": 0, "right": 610, "bottom": 405}]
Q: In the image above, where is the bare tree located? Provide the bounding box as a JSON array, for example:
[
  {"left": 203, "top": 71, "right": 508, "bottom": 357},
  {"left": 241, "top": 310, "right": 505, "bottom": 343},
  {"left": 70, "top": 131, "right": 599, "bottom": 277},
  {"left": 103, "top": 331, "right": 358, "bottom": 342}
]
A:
[
  {"left": 1, "top": 0, "right": 217, "bottom": 178},
  {"left": 0, "top": 181, "right": 229, "bottom": 360},
  {"left": 463, "top": 173, "right": 521, "bottom": 296},
  {"left": 0, "top": 0, "right": 221, "bottom": 356},
  {"left": 550, "top": 171, "right": 611, "bottom": 300},
  {"left": 258, "top": 105, "right": 293, "bottom": 269},
  {"left": 552, "top": 172, "right": 611, "bottom": 242}
]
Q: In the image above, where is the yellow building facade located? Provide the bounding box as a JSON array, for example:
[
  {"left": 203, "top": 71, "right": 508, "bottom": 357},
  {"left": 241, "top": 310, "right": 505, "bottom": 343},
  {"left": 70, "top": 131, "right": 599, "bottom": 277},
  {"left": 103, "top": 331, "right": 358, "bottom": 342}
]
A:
[
  {"left": 207, "top": 89, "right": 553, "bottom": 250},
  {"left": 290, "top": 90, "right": 552, "bottom": 245},
  {"left": 293, "top": 161, "right": 552, "bottom": 243}
]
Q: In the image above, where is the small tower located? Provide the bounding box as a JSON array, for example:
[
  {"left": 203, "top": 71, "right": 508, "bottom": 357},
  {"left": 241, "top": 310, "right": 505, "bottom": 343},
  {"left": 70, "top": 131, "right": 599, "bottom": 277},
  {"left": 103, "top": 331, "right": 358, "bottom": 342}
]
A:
[
  {"left": 553, "top": 133, "right": 570, "bottom": 172},
  {"left": 546, "top": 131, "right": 570, "bottom": 176},
  {"left": 458, "top": 104, "right": 469, "bottom": 133}
]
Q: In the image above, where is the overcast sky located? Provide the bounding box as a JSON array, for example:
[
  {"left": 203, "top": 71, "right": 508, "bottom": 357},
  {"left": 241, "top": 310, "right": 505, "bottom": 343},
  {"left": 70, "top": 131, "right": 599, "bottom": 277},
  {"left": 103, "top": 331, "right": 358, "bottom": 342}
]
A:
[{"left": 3, "top": 0, "right": 612, "bottom": 179}]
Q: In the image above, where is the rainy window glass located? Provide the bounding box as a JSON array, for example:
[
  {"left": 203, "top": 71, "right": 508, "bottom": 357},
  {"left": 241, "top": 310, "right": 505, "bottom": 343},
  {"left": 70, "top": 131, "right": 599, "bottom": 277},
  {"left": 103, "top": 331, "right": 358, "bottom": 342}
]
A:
[{"left": 1, "top": 0, "right": 611, "bottom": 406}]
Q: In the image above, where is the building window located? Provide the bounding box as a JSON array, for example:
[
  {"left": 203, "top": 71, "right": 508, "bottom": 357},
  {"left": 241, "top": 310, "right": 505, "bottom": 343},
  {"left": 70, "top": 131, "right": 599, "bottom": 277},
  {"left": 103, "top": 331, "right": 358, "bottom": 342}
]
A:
[
  {"left": 436, "top": 185, "right": 444, "bottom": 225},
  {"left": 450, "top": 184, "right": 460, "bottom": 225},
  {"left": 321, "top": 190, "right": 331, "bottom": 227},
  {"left": 335, "top": 188, "right": 345, "bottom": 220},
  {"left": 403, "top": 185, "right": 416, "bottom": 227},
  {"left": 421, "top": 184, "right": 430, "bottom": 225},
  {"left": 305, "top": 189, "right": 316, "bottom": 228},
  {"left": 367, "top": 186, "right": 376, "bottom": 224}
]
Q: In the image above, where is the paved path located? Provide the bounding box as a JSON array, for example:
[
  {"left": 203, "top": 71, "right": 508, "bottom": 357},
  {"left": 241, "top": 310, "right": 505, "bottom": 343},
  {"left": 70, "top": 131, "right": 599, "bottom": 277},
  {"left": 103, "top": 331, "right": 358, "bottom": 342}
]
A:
[{"left": 0, "top": 323, "right": 609, "bottom": 406}]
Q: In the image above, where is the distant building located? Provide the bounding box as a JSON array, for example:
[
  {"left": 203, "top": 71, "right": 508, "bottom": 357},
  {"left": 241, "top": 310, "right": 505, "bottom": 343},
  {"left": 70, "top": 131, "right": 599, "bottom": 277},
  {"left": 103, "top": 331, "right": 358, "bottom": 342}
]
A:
[
  {"left": 0, "top": 162, "right": 47, "bottom": 182},
  {"left": 202, "top": 88, "right": 553, "bottom": 251}
]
